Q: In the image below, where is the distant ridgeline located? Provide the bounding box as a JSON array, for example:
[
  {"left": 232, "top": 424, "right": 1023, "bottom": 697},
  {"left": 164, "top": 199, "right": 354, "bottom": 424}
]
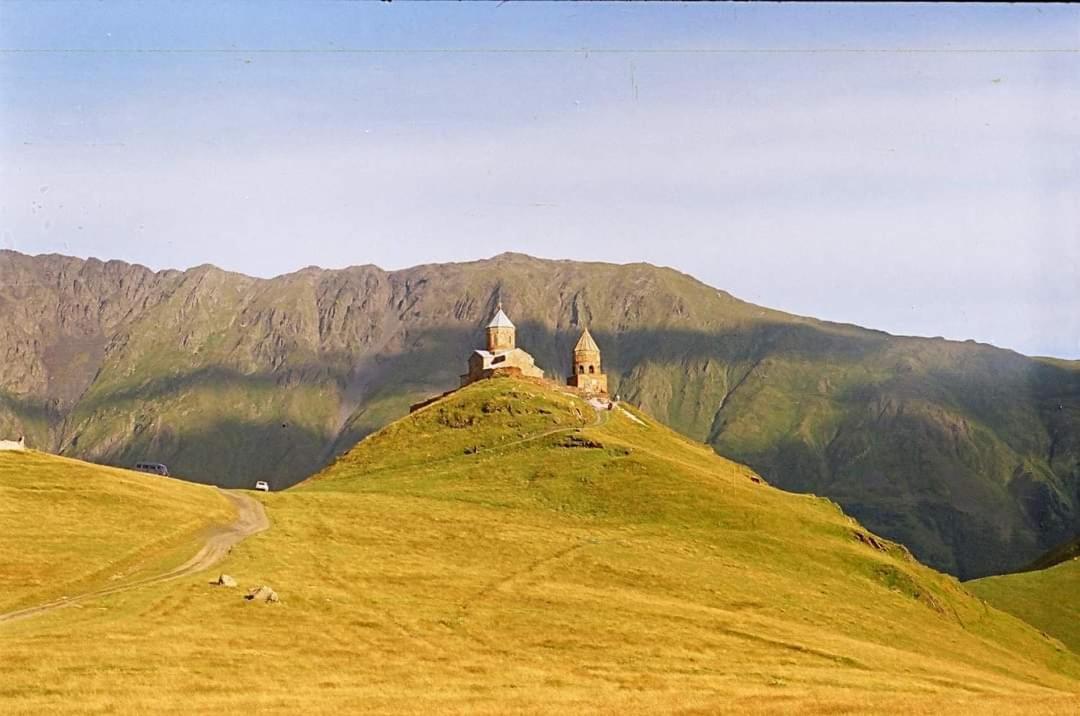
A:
[{"left": 0, "top": 249, "right": 1077, "bottom": 579}]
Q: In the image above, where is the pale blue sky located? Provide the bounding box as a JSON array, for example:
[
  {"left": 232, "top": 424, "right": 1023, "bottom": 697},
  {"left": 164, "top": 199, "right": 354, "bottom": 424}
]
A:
[{"left": 1, "top": 2, "right": 1078, "bottom": 358}]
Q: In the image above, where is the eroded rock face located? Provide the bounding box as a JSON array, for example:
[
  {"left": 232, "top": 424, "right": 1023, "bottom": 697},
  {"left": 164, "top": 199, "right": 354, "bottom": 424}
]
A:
[{"left": 1, "top": 249, "right": 1078, "bottom": 578}]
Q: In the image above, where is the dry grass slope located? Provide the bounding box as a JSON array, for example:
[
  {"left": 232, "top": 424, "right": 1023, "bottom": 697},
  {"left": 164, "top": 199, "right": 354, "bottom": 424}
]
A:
[
  {"left": 1, "top": 377, "right": 1078, "bottom": 713},
  {"left": 0, "top": 451, "right": 234, "bottom": 616}
]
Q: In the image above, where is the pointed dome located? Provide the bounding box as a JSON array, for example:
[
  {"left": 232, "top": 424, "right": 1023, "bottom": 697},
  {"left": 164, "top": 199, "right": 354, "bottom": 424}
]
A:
[
  {"left": 487, "top": 308, "right": 514, "bottom": 329},
  {"left": 574, "top": 328, "right": 599, "bottom": 352}
]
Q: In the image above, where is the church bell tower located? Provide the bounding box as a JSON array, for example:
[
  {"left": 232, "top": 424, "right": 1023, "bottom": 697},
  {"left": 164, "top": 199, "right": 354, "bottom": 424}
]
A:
[
  {"left": 567, "top": 328, "right": 608, "bottom": 394},
  {"left": 486, "top": 304, "right": 516, "bottom": 353}
]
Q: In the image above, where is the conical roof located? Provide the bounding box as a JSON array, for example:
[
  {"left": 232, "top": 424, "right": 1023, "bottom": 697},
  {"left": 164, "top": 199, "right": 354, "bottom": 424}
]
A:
[
  {"left": 487, "top": 308, "right": 515, "bottom": 329},
  {"left": 574, "top": 328, "right": 599, "bottom": 352}
]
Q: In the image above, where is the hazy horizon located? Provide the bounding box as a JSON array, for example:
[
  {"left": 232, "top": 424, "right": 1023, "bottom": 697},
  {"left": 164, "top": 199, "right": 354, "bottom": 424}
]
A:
[{"left": 2, "top": 2, "right": 1078, "bottom": 358}]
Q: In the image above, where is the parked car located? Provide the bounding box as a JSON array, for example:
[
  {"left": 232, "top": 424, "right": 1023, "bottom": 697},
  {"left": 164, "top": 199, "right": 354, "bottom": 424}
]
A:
[
  {"left": 254, "top": 480, "right": 270, "bottom": 492},
  {"left": 134, "top": 462, "right": 169, "bottom": 476}
]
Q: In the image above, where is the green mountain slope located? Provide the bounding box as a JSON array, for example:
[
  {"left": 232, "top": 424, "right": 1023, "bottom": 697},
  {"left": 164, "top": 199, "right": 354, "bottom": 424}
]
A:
[
  {"left": 3, "top": 377, "right": 1078, "bottom": 713},
  {"left": 1, "top": 249, "right": 1078, "bottom": 578},
  {"left": 969, "top": 545, "right": 1080, "bottom": 654}
]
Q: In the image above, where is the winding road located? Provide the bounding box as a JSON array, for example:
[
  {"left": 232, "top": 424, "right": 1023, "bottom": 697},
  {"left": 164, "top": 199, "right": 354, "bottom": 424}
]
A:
[
  {"left": 0, "top": 490, "right": 269, "bottom": 625},
  {"left": 1, "top": 396, "right": 613, "bottom": 627}
]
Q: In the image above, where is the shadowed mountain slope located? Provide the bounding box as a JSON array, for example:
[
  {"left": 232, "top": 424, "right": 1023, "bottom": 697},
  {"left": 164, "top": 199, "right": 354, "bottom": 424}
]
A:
[
  {"left": 1024, "top": 536, "right": 1080, "bottom": 572},
  {"left": 1, "top": 249, "right": 1077, "bottom": 578},
  {"left": 3, "top": 377, "right": 1078, "bottom": 713}
]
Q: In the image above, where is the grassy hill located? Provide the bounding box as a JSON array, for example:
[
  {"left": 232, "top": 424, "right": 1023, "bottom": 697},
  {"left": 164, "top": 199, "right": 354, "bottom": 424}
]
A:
[
  {"left": 0, "top": 450, "right": 234, "bottom": 616},
  {"left": 1, "top": 250, "right": 1078, "bottom": 579},
  {"left": 2, "top": 377, "right": 1078, "bottom": 713},
  {"left": 968, "top": 539, "right": 1080, "bottom": 654}
]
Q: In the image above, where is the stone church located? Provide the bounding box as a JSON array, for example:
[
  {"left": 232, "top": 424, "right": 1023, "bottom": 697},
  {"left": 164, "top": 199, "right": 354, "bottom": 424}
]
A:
[
  {"left": 460, "top": 306, "right": 545, "bottom": 387},
  {"left": 456, "top": 305, "right": 609, "bottom": 397},
  {"left": 566, "top": 328, "right": 608, "bottom": 395}
]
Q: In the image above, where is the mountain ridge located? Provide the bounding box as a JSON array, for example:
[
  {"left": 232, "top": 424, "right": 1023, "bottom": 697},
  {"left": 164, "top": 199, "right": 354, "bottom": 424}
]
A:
[
  {"left": 12, "top": 248, "right": 1064, "bottom": 356},
  {"left": 0, "top": 248, "right": 1077, "bottom": 579}
]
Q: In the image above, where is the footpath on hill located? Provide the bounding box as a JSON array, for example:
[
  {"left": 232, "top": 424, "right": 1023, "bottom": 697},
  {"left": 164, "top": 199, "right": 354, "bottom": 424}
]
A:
[
  {"left": 1, "top": 391, "right": 600, "bottom": 626},
  {"left": 0, "top": 491, "right": 269, "bottom": 625},
  {"left": 479, "top": 394, "right": 612, "bottom": 452},
  {"left": 401, "top": 388, "right": 615, "bottom": 470}
]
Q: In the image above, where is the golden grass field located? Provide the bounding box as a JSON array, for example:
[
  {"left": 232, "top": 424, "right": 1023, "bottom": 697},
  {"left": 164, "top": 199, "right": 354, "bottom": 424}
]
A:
[
  {"left": 1, "top": 378, "right": 1078, "bottom": 714},
  {"left": 0, "top": 451, "right": 234, "bottom": 616}
]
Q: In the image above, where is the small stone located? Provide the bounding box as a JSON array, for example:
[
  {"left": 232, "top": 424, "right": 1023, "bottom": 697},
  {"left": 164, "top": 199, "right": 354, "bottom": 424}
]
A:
[
  {"left": 245, "top": 585, "right": 279, "bottom": 603},
  {"left": 214, "top": 574, "right": 237, "bottom": 588}
]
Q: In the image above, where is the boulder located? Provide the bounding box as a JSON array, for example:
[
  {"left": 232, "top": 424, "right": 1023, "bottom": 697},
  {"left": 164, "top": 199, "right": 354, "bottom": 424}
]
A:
[
  {"left": 245, "top": 585, "right": 279, "bottom": 604},
  {"left": 213, "top": 574, "right": 237, "bottom": 588}
]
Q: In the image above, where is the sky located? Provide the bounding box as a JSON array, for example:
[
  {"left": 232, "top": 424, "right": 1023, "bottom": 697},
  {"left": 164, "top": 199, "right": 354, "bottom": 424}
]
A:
[{"left": 1, "top": 2, "right": 1078, "bottom": 359}]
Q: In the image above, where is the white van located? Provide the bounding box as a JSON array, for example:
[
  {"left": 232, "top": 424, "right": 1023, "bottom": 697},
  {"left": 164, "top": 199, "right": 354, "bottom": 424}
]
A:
[
  {"left": 134, "top": 462, "right": 169, "bottom": 476},
  {"left": 254, "top": 480, "right": 270, "bottom": 492}
]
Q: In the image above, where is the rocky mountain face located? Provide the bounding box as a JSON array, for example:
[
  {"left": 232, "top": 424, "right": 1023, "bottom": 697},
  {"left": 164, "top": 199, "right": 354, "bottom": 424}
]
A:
[{"left": 1, "top": 249, "right": 1077, "bottom": 579}]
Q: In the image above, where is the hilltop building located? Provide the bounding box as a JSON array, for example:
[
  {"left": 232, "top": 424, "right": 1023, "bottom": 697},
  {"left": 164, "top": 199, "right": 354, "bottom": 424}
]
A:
[
  {"left": 460, "top": 306, "right": 544, "bottom": 387},
  {"left": 412, "top": 311, "right": 609, "bottom": 414},
  {"left": 0, "top": 436, "right": 26, "bottom": 452},
  {"left": 567, "top": 328, "right": 608, "bottom": 395}
]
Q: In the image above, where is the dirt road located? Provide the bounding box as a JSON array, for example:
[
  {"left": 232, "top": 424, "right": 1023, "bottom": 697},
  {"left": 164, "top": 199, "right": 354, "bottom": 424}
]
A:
[{"left": 0, "top": 490, "right": 269, "bottom": 625}]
